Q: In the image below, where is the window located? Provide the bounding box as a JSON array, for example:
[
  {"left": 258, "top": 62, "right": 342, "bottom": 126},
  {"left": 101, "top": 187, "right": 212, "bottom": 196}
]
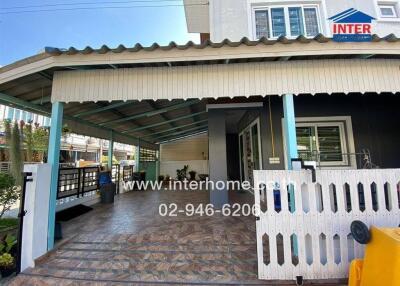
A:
[
  {"left": 253, "top": 5, "right": 320, "bottom": 39},
  {"left": 139, "top": 148, "right": 157, "bottom": 162},
  {"left": 255, "top": 10, "right": 270, "bottom": 38},
  {"left": 295, "top": 120, "right": 351, "bottom": 166},
  {"left": 379, "top": 4, "right": 397, "bottom": 18},
  {"left": 271, "top": 8, "right": 286, "bottom": 37}
]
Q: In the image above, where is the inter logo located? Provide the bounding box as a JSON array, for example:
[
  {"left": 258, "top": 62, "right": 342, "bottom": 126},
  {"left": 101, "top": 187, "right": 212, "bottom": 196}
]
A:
[{"left": 329, "top": 8, "right": 375, "bottom": 42}]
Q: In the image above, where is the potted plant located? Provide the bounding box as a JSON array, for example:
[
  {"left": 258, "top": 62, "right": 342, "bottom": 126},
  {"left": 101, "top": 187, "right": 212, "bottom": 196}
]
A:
[
  {"left": 0, "top": 253, "right": 14, "bottom": 277},
  {"left": 158, "top": 175, "right": 165, "bottom": 182},
  {"left": 188, "top": 170, "right": 197, "bottom": 181},
  {"left": 165, "top": 175, "right": 171, "bottom": 182},
  {"left": 176, "top": 165, "right": 189, "bottom": 181}
]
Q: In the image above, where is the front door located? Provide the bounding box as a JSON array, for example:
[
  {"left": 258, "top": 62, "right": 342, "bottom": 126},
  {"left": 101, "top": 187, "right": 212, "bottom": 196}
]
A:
[{"left": 239, "top": 118, "right": 262, "bottom": 184}]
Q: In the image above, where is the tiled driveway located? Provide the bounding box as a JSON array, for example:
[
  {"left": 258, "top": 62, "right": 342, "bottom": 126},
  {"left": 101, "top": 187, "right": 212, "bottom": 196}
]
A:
[{"left": 8, "top": 190, "right": 345, "bottom": 285}]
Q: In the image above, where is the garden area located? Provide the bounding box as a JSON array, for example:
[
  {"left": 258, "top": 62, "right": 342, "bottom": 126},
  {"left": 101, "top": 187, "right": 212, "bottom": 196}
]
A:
[{"left": 0, "top": 119, "right": 50, "bottom": 279}]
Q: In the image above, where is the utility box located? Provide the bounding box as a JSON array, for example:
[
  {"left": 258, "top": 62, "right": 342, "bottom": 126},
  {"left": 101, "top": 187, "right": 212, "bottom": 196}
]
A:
[{"left": 349, "top": 227, "right": 400, "bottom": 286}]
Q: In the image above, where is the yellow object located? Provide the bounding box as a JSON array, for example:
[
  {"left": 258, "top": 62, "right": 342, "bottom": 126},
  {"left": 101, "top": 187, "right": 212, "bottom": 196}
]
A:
[
  {"left": 348, "top": 259, "right": 363, "bottom": 286},
  {"left": 348, "top": 227, "right": 400, "bottom": 286}
]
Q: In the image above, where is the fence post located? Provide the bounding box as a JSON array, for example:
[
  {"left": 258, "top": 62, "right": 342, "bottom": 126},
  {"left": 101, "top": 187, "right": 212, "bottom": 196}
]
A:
[
  {"left": 77, "top": 168, "right": 81, "bottom": 198},
  {"left": 81, "top": 168, "right": 86, "bottom": 197}
]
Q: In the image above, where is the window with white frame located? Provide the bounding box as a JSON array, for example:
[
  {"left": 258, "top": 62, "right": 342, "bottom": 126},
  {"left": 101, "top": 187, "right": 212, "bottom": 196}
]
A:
[
  {"left": 379, "top": 3, "right": 398, "bottom": 17},
  {"left": 253, "top": 5, "right": 321, "bottom": 39},
  {"left": 296, "top": 121, "right": 350, "bottom": 166}
]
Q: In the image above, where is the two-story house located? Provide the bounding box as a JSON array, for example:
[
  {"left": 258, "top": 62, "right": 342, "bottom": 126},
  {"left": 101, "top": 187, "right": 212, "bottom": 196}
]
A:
[{"left": 185, "top": 0, "right": 400, "bottom": 41}]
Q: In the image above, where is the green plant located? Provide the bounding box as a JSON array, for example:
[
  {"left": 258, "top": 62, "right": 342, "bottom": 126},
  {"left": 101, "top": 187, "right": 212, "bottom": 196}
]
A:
[
  {"left": 0, "top": 253, "right": 14, "bottom": 268},
  {"left": 0, "top": 235, "right": 17, "bottom": 254},
  {"left": 176, "top": 165, "right": 189, "bottom": 181},
  {"left": 24, "top": 123, "right": 33, "bottom": 161},
  {"left": 10, "top": 122, "right": 22, "bottom": 185},
  {"left": 0, "top": 173, "right": 20, "bottom": 218}
]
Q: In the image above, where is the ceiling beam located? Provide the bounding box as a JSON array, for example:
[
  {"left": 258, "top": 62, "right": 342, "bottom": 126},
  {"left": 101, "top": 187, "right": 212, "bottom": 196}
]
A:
[
  {"left": 157, "top": 129, "right": 208, "bottom": 144},
  {"left": 74, "top": 101, "right": 133, "bottom": 117},
  {"left": 0, "top": 92, "right": 155, "bottom": 147},
  {"left": 142, "top": 119, "right": 208, "bottom": 138},
  {"left": 0, "top": 92, "right": 50, "bottom": 115},
  {"left": 100, "top": 99, "right": 199, "bottom": 127},
  {"left": 30, "top": 95, "right": 51, "bottom": 105},
  {"left": 146, "top": 100, "right": 176, "bottom": 129},
  {"left": 155, "top": 124, "right": 208, "bottom": 140},
  {"left": 122, "top": 110, "right": 207, "bottom": 134},
  {"left": 38, "top": 71, "right": 53, "bottom": 81}
]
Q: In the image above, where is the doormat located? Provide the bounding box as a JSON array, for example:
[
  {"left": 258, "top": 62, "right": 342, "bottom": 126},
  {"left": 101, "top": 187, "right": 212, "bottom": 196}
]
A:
[{"left": 56, "top": 204, "right": 93, "bottom": 222}]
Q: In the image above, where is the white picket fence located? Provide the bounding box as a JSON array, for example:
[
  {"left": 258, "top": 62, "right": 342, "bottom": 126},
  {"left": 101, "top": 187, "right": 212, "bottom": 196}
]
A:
[{"left": 253, "top": 169, "right": 400, "bottom": 280}]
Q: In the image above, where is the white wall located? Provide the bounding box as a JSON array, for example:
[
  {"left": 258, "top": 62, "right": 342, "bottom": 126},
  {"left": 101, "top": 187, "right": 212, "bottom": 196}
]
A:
[
  {"left": 160, "top": 160, "right": 209, "bottom": 179},
  {"left": 209, "top": 0, "right": 400, "bottom": 42},
  {"left": 160, "top": 134, "right": 209, "bottom": 179}
]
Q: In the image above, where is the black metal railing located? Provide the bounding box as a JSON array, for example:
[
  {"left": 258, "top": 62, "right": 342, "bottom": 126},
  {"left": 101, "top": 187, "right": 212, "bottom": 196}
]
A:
[
  {"left": 111, "top": 164, "right": 120, "bottom": 194},
  {"left": 57, "top": 167, "right": 100, "bottom": 199}
]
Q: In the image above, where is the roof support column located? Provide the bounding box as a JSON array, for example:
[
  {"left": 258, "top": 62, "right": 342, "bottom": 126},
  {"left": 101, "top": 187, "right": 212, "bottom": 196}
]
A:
[
  {"left": 208, "top": 109, "right": 228, "bottom": 208},
  {"left": 108, "top": 131, "right": 114, "bottom": 169},
  {"left": 47, "top": 102, "right": 63, "bottom": 250},
  {"left": 282, "top": 94, "right": 298, "bottom": 170},
  {"left": 282, "top": 94, "right": 298, "bottom": 255}
]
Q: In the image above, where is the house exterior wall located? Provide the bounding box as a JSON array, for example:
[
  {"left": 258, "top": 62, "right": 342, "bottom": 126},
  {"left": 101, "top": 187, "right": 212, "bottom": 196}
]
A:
[
  {"left": 209, "top": 0, "right": 400, "bottom": 42},
  {"left": 259, "top": 94, "right": 400, "bottom": 170}
]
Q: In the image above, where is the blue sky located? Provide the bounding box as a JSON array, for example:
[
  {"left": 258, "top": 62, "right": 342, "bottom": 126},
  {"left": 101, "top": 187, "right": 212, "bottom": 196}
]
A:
[{"left": 0, "top": 0, "right": 199, "bottom": 66}]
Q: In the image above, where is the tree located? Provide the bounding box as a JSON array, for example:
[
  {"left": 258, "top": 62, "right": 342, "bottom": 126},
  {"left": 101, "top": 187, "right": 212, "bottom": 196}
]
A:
[
  {"left": 0, "top": 173, "right": 20, "bottom": 218},
  {"left": 24, "top": 123, "right": 33, "bottom": 162},
  {"left": 32, "top": 125, "right": 49, "bottom": 152},
  {"left": 9, "top": 123, "right": 22, "bottom": 186}
]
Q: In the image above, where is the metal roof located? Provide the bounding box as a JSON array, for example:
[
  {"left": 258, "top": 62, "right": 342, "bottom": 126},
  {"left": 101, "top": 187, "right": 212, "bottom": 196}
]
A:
[
  {"left": 1, "top": 34, "right": 400, "bottom": 145},
  {"left": 43, "top": 34, "right": 400, "bottom": 56}
]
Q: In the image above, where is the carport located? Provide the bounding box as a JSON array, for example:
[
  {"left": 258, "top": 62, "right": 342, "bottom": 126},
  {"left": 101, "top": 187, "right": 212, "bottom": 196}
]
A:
[{"left": 2, "top": 36, "right": 400, "bottom": 285}]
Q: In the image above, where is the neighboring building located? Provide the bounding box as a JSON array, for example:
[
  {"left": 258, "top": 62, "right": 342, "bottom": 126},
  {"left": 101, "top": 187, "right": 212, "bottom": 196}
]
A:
[
  {"left": 0, "top": 105, "right": 134, "bottom": 166},
  {"left": 185, "top": 0, "right": 400, "bottom": 42}
]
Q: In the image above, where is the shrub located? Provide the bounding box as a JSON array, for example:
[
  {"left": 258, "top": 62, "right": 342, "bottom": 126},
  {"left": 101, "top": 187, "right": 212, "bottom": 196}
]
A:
[
  {"left": 0, "top": 173, "right": 20, "bottom": 218},
  {"left": 0, "top": 253, "right": 14, "bottom": 268}
]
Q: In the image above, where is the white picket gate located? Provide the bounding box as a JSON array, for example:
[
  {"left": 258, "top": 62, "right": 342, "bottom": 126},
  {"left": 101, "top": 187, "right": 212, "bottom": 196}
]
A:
[{"left": 253, "top": 169, "right": 400, "bottom": 280}]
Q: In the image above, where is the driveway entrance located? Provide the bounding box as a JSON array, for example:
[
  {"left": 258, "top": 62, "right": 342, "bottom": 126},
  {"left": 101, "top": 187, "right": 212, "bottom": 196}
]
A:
[{"left": 10, "top": 190, "right": 263, "bottom": 285}]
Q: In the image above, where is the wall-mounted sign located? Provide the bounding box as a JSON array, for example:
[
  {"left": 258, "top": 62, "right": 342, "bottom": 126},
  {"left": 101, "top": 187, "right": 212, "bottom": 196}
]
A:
[{"left": 329, "top": 8, "right": 375, "bottom": 42}]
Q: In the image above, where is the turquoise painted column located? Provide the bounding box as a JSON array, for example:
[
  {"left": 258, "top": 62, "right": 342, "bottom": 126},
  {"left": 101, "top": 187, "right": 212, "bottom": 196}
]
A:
[
  {"left": 6, "top": 107, "right": 14, "bottom": 120},
  {"left": 47, "top": 102, "right": 63, "bottom": 250},
  {"left": 283, "top": 94, "right": 298, "bottom": 169},
  {"left": 107, "top": 131, "right": 114, "bottom": 169},
  {"left": 282, "top": 94, "right": 298, "bottom": 256},
  {"left": 135, "top": 142, "right": 140, "bottom": 172}
]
